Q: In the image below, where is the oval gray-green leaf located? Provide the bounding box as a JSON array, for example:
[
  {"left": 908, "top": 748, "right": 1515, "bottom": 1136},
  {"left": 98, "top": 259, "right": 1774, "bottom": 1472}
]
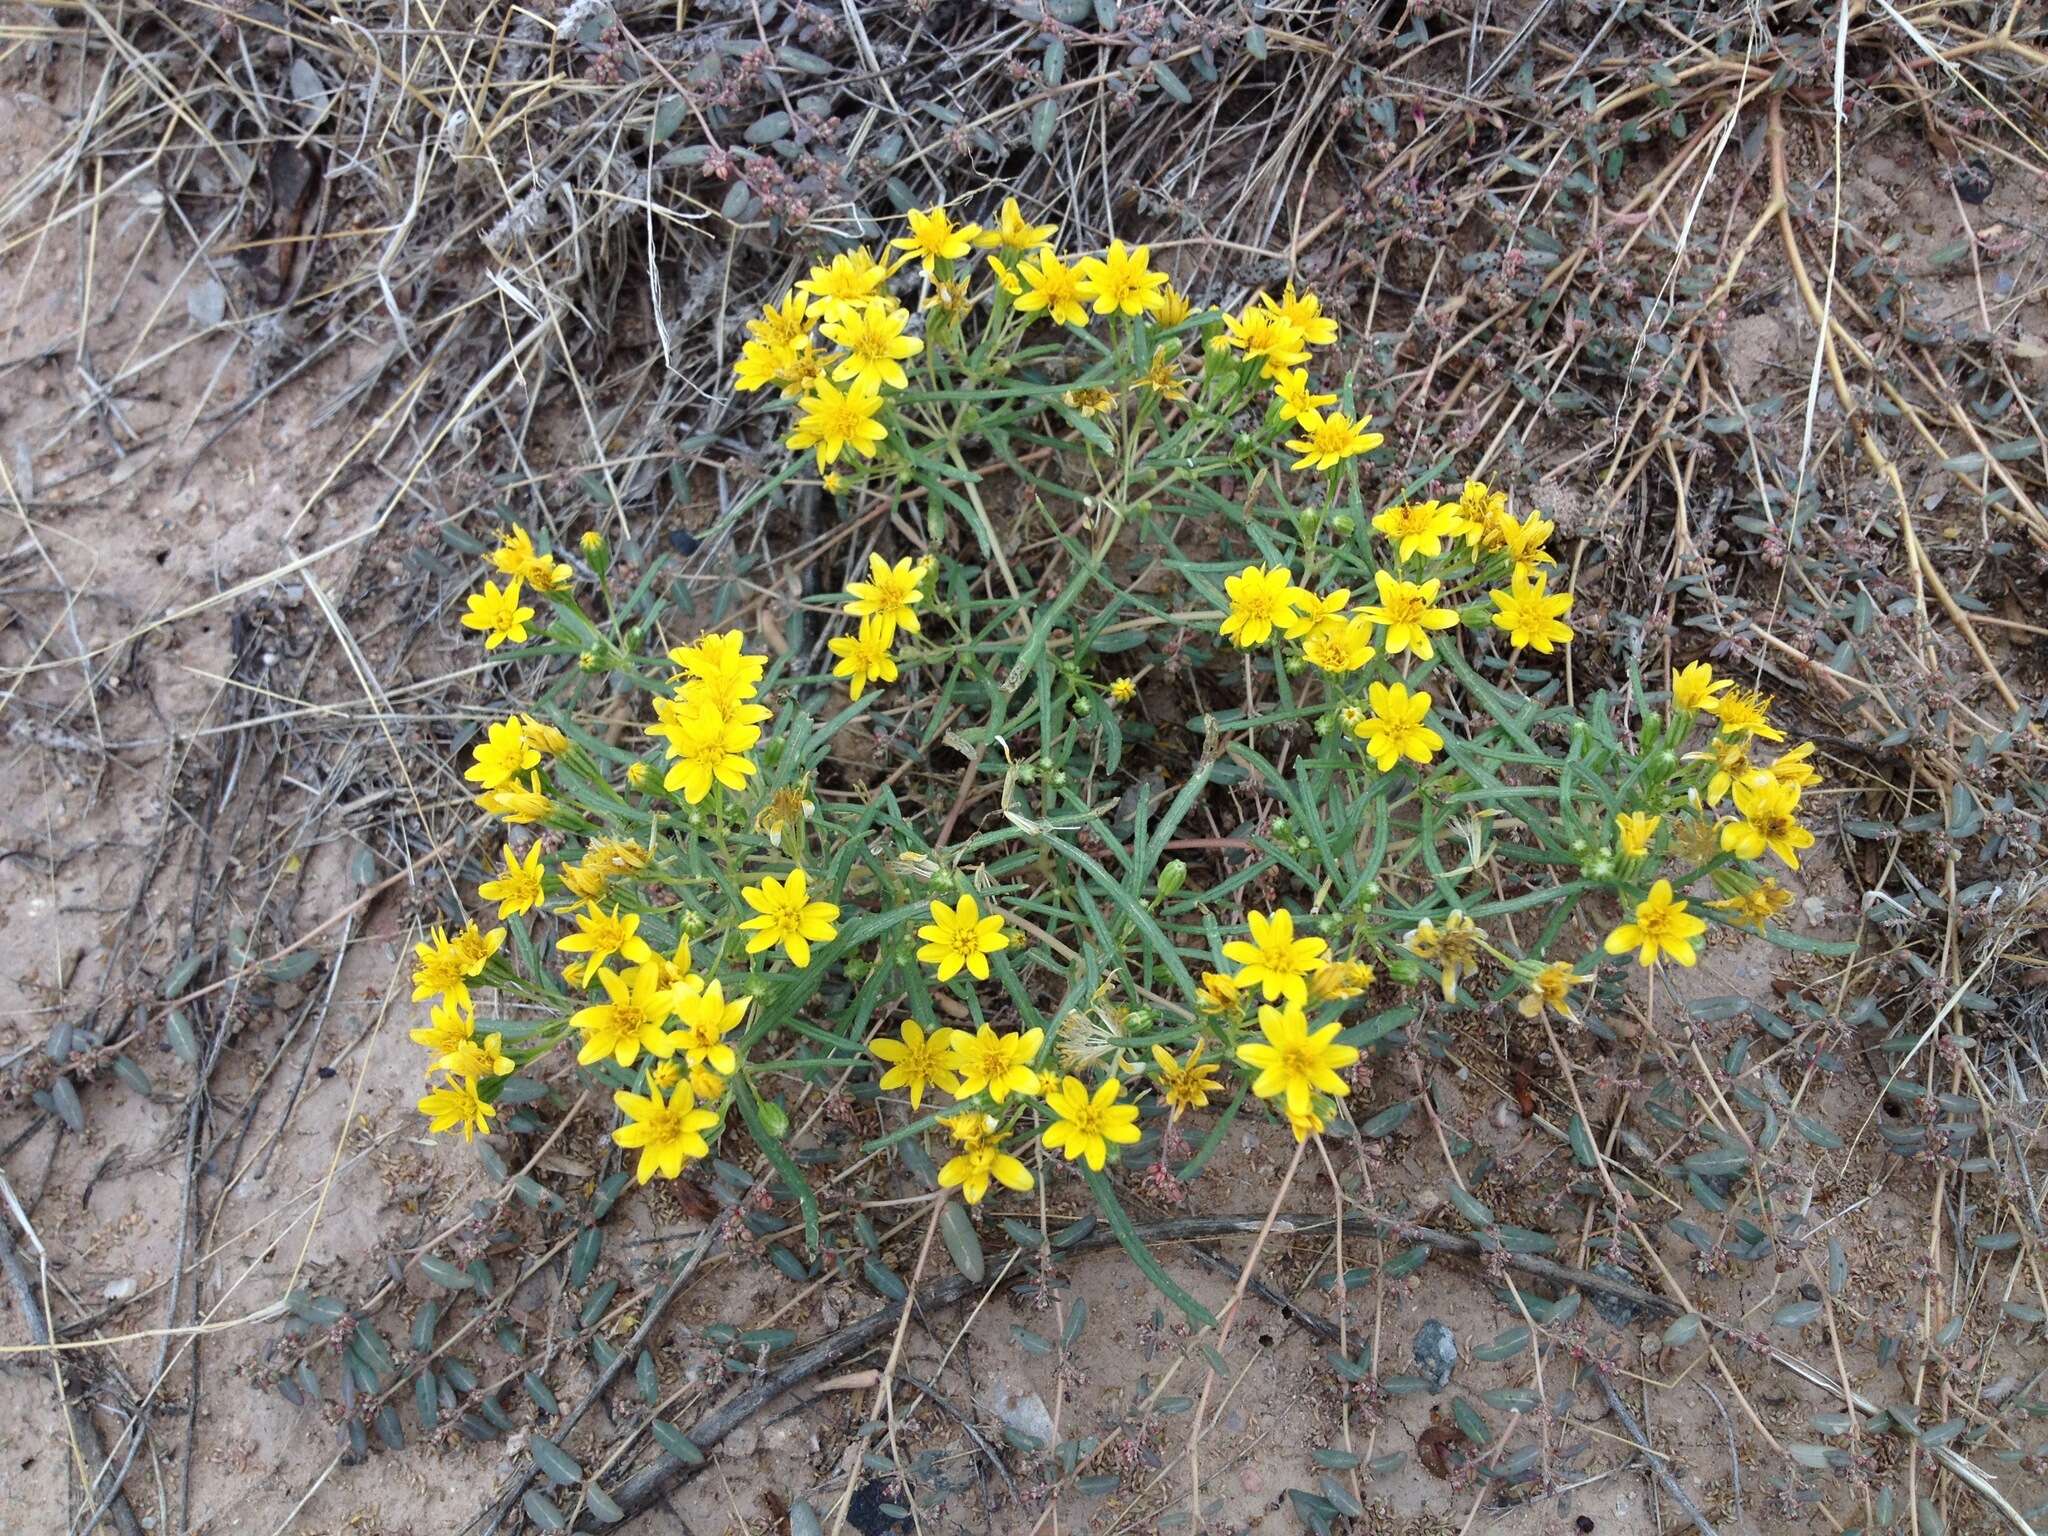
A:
[
  {"left": 940, "top": 1200, "right": 984, "bottom": 1282},
  {"left": 1773, "top": 1300, "right": 1822, "bottom": 1329},
  {"left": 529, "top": 1432, "right": 582, "bottom": 1486},
  {"left": 651, "top": 1420, "right": 705, "bottom": 1465},
  {"left": 521, "top": 1490, "right": 568, "bottom": 1531}
]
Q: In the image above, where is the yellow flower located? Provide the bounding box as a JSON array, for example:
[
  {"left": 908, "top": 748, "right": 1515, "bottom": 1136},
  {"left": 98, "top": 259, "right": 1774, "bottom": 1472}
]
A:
[
  {"left": 519, "top": 714, "right": 570, "bottom": 757},
  {"left": 1360, "top": 570, "right": 1458, "bottom": 660},
  {"left": 1403, "top": 911, "right": 1481, "bottom": 1001},
  {"left": 1257, "top": 282, "right": 1339, "bottom": 347},
  {"left": 1707, "top": 685, "right": 1785, "bottom": 742},
  {"left": 1671, "top": 661, "right": 1732, "bottom": 713},
  {"left": 1236, "top": 1003, "right": 1359, "bottom": 1114},
  {"left": 823, "top": 298, "right": 924, "bottom": 393},
  {"left": 1108, "top": 676, "right": 1138, "bottom": 703},
  {"left": 669, "top": 629, "right": 768, "bottom": 695},
  {"left": 689, "top": 1065, "right": 727, "bottom": 1102},
  {"left": 673, "top": 979, "right": 748, "bottom": 1075},
  {"left": 436, "top": 1030, "right": 513, "bottom": 1082},
  {"left": 1687, "top": 734, "right": 1754, "bottom": 806},
  {"left": 1150, "top": 1045, "right": 1222, "bottom": 1118},
  {"left": 977, "top": 196, "right": 1057, "bottom": 252},
  {"left": 1489, "top": 565, "right": 1575, "bottom": 653},
  {"left": 1494, "top": 509, "right": 1556, "bottom": 566},
  {"left": 732, "top": 335, "right": 815, "bottom": 395},
  {"left": 1063, "top": 386, "right": 1116, "bottom": 416},
  {"left": 916, "top": 893, "right": 1011, "bottom": 983},
  {"left": 475, "top": 773, "right": 553, "bottom": 824},
  {"left": 570, "top": 963, "right": 679, "bottom": 1067},
  {"left": 828, "top": 617, "right": 899, "bottom": 701},
  {"left": 1353, "top": 680, "right": 1445, "bottom": 772},
  {"left": 747, "top": 290, "right": 814, "bottom": 349},
  {"left": 754, "top": 779, "right": 816, "bottom": 852},
  {"left": 796, "top": 248, "right": 887, "bottom": 325},
  {"left": 1760, "top": 741, "right": 1821, "bottom": 792},
  {"left": 653, "top": 709, "right": 759, "bottom": 804},
  {"left": 870, "top": 1020, "right": 960, "bottom": 1110},
  {"left": 1041, "top": 1076, "right": 1142, "bottom": 1171},
  {"left": 478, "top": 841, "right": 547, "bottom": 918},
  {"left": 1195, "top": 971, "right": 1244, "bottom": 1015},
  {"left": 1604, "top": 880, "right": 1707, "bottom": 968},
  {"left": 410, "top": 996, "right": 475, "bottom": 1056},
  {"left": 1280, "top": 585, "right": 1350, "bottom": 642},
  {"left": 1709, "top": 877, "right": 1795, "bottom": 932},
  {"left": 1372, "top": 500, "right": 1460, "bottom": 563},
  {"left": 985, "top": 254, "right": 1022, "bottom": 297},
  {"left": 625, "top": 761, "right": 655, "bottom": 792},
  {"left": 738, "top": 867, "right": 841, "bottom": 968},
  {"left": 1285, "top": 1103, "right": 1326, "bottom": 1142},
  {"left": 1075, "top": 240, "right": 1167, "bottom": 316},
  {"left": 1517, "top": 962, "right": 1590, "bottom": 1021},
  {"left": 1673, "top": 812, "right": 1723, "bottom": 865},
  {"left": 945, "top": 1024, "right": 1042, "bottom": 1104},
  {"left": 465, "top": 716, "right": 541, "bottom": 791},
  {"left": 491, "top": 526, "right": 574, "bottom": 593},
  {"left": 1615, "top": 812, "right": 1660, "bottom": 859},
  {"left": 844, "top": 553, "right": 927, "bottom": 641},
  {"left": 418, "top": 1075, "right": 494, "bottom": 1141},
  {"left": 462, "top": 577, "right": 535, "bottom": 650},
  {"left": 558, "top": 903, "right": 655, "bottom": 974},
  {"left": 1136, "top": 347, "right": 1188, "bottom": 400},
  {"left": 938, "top": 1122, "right": 1033, "bottom": 1205},
  {"left": 1013, "top": 249, "right": 1089, "bottom": 327},
  {"left": 411, "top": 927, "right": 478, "bottom": 1008},
  {"left": 1454, "top": 478, "right": 1508, "bottom": 531},
  {"left": 1302, "top": 615, "right": 1376, "bottom": 674},
  {"left": 1218, "top": 563, "right": 1299, "bottom": 648},
  {"left": 1271, "top": 366, "right": 1336, "bottom": 424},
  {"left": 1219, "top": 306, "right": 1308, "bottom": 377},
  {"left": 893, "top": 205, "right": 978, "bottom": 271},
  {"left": 1719, "top": 779, "right": 1814, "bottom": 869},
  {"left": 1284, "top": 407, "right": 1383, "bottom": 471},
  {"left": 1154, "top": 283, "right": 1195, "bottom": 326},
  {"left": 787, "top": 374, "right": 888, "bottom": 471},
  {"left": 1221, "top": 908, "right": 1329, "bottom": 1005},
  {"left": 612, "top": 1081, "right": 718, "bottom": 1184},
  {"left": 1308, "top": 960, "right": 1376, "bottom": 1003},
  {"left": 450, "top": 921, "right": 503, "bottom": 975}
]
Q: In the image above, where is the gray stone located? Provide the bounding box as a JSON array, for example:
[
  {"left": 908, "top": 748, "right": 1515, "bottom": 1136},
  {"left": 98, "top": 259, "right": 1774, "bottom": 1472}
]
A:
[
  {"left": 1413, "top": 1319, "right": 1457, "bottom": 1392},
  {"left": 979, "top": 1375, "right": 1056, "bottom": 1443}
]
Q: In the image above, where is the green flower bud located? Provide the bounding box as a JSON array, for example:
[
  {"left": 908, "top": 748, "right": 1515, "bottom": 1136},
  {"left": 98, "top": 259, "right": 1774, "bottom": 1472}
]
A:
[
  {"left": 757, "top": 1100, "right": 790, "bottom": 1140},
  {"left": 1157, "top": 859, "right": 1188, "bottom": 899}
]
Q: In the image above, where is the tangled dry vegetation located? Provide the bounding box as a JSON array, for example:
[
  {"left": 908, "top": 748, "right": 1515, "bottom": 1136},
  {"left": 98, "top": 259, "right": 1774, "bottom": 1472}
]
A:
[{"left": 5, "top": 2, "right": 2048, "bottom": 1535}]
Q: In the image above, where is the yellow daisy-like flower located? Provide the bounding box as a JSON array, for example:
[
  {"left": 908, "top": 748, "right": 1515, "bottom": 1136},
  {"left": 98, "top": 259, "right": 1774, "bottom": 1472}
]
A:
[
  {"left": 673, "top": 979, "right": 748, "bottom": 1076},
  {"left": 612, "top": 1081, "right": 719, "bottom": 1184},
  {"left": 1360, "top": 570, "right": 1458, "bottom": 660},
  {"left": 411, "top": 927, "right": 478, "bottom": 1008},
  {"left": 945, "top": 1024, "right": 1043, "bottom": 1104},
  {"left": 461, "top": 577, "right": 535, "bottom": 650},
  {"left": 1719, "top": 779, "right": 1814, "bottom": 869},
  {"left": 1708, "top": 877, "right": 1795, "bottom": 933},
  {"left": 1074, "top": 240, "right": 1168, "bottom": 316},
  {"left": 843, "top": 553, "right": 928, "bottom": 644},
  {"left": 1280, "top": 585, "right": 1350, "bottom": 642},
  {"left": 519, "top": 714, "right": 569, "bottom": 757},
  {"left": 418, "top": 1075, "right": 494, "bottom": 1141},
  {"left": 738, "top": 867, "right": 841, "bottom": 969},
  {"left": 410, "top": 996, "right": 475, "bottom": 1056},
  {"left": 938, "top": 1123, "right": 1034, "bottom": 1205},
  {"left": 1707, "top": 685, "right": 1785, "bottom": 742},
  {"left": 1271, "top": 366, "right": 1336, "bottom": 424},
  {"left": 1373, "top": 500, "right": 1460, "bottom": 564},
  {"left": 1301, "top": 614, "right": 1377, "bottom": 674},
  {"left": 1671, "top": 661, "right": 1732, "bottom": 713},
  {"left": 435, "top": 1030, "right": 513, "bottom": 1082},
  {"left": 747, "top": 290, "right": 814, "bottom": 349},
  {"left": 1603, "top": 880, "right": 1707, "bottom": 967},
  {"left": 475, "top": 772, "right": 552, "bottom": 825},
  {"left": 570, "top": 963, "right": 678, "bottom": 1067},
  {"left": 732, "top": 335, "right": 815, "bottom": 396},
  {"left": 1218, "top": 563, "right": 1299, "bottom": 648},
  {"left": 1221, "top": 908, "right": 1329, "bottom": 1005},
  {"left": 985, "top": 254, "right": 1022, "bottom": 297},
  {"left": 1307, "top": 960, "right": 1376, "bottom": 1003},
  {"left": 1040, "top": 1075, "right": 1142, "bottom": 1171},
  {"left": 1195, "top": 971, "right": 1245, "bottom": 1015},
  {"left": 1258, "top": 282, "right": 1339, "bottom": 347},
  {"left": 787, "top": 374, "right": 889, "bottom": 471},
  {"left": 1108, "top": 676, "right": 1138, "bottom": 703},
  {"left": 1488, "top": 565, "right": 1575, "bottom": 654},
  {"left": 1517, "top": 961, "right": 1591, "bottom": 1021},
  {"left": 1615, "top": 812, "right": 1660, "bottom": 859},
  {"left": 465, "top": 715, "right": 541, "bottom": 791},
  {"left": 1353, "top": 680, "right": 1445, "bottom": 772},
  {"left": 491, "top": 526, "right": 574, "bottom": 593},
  {"left": 869, "top": 1020, "right": 960, "bottom": 1110},
  {"left": 1219, "top": 306, "right": 1309, "bottom": 377},
  {"left": 892, "top": 205, "right": 977, "bottom": 272},
  {"left": 796, "top": 248, "right": 888, "bottom": 325},
  {"left": 976, "top": 196, "right": 1057, "bottom": 253},
  {"left": 653, "top": 709, "right": 760, "bottom": 804},
  {"left": 823, "top": 299, "right": 925, "bottom": 393},
  {"left": 1760, "top": 741, "right": 1821, "bottom": 792},
  {"left": 1236, "top": 1002, "right": 1359, "bottom": 1115},
  {"left": 1687, "top": 734, "right": 1754, "bottom": 806},
  {"left": 1284, "top": 407, "right": 1383, "bottom": 471},
  {"left": 916, "top": 893, "right": 1011, "bottom": 983},
  {"left": 1013, "top": 248, "right": 1089, "bottom": 327},
  {"left": 828, "top": 617, "right": 899, "bottom": 702},
  {"left": 1402, "top": 911, "right": 1481, "bottom": 1001},
  {"left": 478, "top": 840, "right": 546, "bottom": 918},
  {"left": 1150, "top": 1045, "right": 1222, "bottom": 1119},
  {"left": 557, "top": 902, "right": 655, "bottom": 975},
  {"left": 1153, "top": 283, "right": 1195, "bottom": 326}
]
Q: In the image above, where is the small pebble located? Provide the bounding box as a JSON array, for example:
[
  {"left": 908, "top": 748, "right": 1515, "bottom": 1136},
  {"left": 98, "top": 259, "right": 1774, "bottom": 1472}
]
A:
[{"left": 1413, "top": 1319, "right": 1457, "bottom": 1392}]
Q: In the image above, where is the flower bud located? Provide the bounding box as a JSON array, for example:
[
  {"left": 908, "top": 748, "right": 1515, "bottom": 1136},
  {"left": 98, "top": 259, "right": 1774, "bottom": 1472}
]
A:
[
  {"left": 1156, "top": 859, "right": 1188, "bottom": 899},
  {"left": 756, "top": 1100, "right": 789, "bottom": 1140}
]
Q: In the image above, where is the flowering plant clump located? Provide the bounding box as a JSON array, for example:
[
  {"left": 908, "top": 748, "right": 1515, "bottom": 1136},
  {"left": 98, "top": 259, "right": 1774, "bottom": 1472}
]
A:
[{"left": 411, "top": 197, "right": 1830, "bottom": 1318}]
